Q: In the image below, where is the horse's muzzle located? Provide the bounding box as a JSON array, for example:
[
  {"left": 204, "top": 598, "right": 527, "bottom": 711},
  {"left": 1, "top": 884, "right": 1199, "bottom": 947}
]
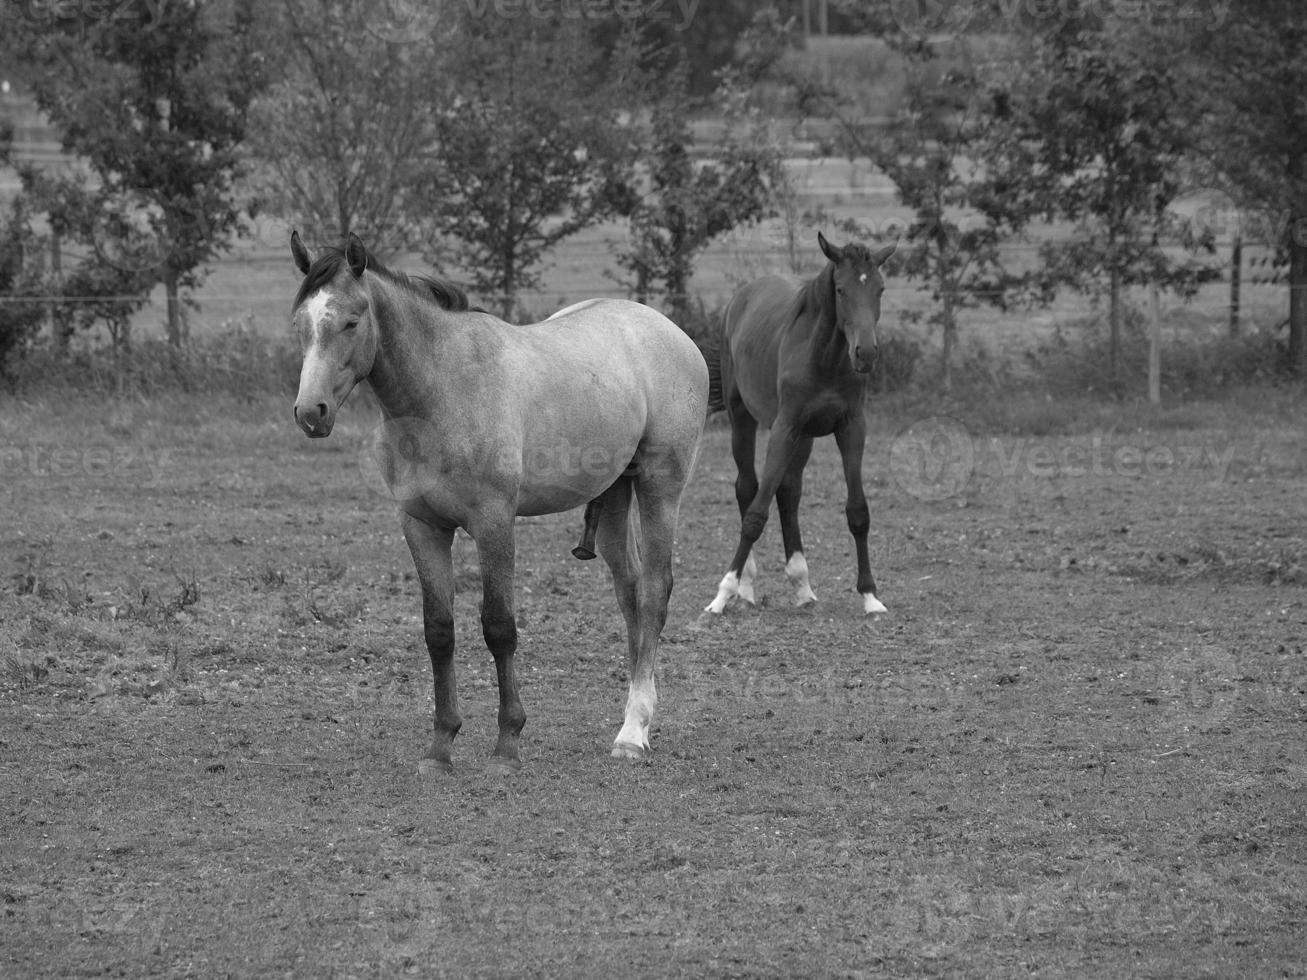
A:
[
  {"left": 294, "top": 403, "right": 334, "bottom": 438},
  {"left": 852, "top": 345, "right": 878, "bottom": 374}
]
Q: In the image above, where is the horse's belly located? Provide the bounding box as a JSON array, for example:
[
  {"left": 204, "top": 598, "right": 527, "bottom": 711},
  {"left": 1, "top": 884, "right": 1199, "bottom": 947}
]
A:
[{"left": 514, "top": 421, "right": 642, "bottom": 516}]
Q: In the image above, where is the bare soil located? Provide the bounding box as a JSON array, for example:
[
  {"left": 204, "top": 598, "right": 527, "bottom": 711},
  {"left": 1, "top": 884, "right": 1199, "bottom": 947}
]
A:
[{"left": 2, "top": 389, "right": 1306, "bottom": 978}]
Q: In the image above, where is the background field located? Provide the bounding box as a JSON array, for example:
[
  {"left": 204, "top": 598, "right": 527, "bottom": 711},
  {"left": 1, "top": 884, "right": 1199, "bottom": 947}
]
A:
[{"left": 2, "top": 384, "right": 1305, "bottom": 978}]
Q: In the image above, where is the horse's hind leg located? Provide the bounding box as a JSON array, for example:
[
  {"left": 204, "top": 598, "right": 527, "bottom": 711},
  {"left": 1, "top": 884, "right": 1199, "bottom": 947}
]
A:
[
  {"left": 592, "top": 479, "right": 651, "bottom": 757},
  {"left": 470, "top": 514, "right": 528, "bottom": 768},
  {"left": 706, "top": 398, "right": 762, "bottom": 612},
  {"left": 621, "top": 479, "right": 683, "bottom": 759},
  {"left": 401, "top": 513, "right": 462, "bottom": 774},
  {"left": 776, "top": 437, "right": 817, "bottom": 607}
]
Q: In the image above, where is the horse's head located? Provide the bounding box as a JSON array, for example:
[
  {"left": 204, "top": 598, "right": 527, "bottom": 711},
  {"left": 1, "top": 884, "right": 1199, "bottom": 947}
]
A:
[
  {"left": 290, "top": 230, "right": 378, "bottom": 438},
  {"left": 819, "top": 231, "right": 896, "bottom": 375}
]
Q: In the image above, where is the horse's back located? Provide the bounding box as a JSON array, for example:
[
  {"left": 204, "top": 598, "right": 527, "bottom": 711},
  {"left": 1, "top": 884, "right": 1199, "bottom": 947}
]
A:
[
  {"left": 520, "top": 298, "right": 708, "bottom": 478},
  {"left": 537, "top": 299, "right": 706, "bottom": 394},
  {"left": 719, "top": 275, "right": 802, "bottom": 427}
]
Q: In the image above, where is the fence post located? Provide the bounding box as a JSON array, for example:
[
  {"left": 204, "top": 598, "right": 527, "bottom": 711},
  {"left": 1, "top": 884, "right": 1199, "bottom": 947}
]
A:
[
  {"left": 1148, "top": 283, "right": 1161, "bottom": 404},
  {"left": 1229, "top": 234, "right": 1242, "bottom": 338}
]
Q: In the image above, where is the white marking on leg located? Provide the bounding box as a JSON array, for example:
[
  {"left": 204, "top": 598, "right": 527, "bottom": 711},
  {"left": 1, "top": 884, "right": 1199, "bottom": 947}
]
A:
[
  {"left": 785, "top": 551, "right": 818, "bottom": 607},
  {"left": 612, "top": 680, "right": 656, "bottom": 758},
  {"left": 705, "top": 569, "right": 739, "bottom": 614},
  {"left": 863, "top": 592, "right": 888, "bottom": 616},
  {"left": 738, "top": 553, "right": 758, "bottom": 606}
]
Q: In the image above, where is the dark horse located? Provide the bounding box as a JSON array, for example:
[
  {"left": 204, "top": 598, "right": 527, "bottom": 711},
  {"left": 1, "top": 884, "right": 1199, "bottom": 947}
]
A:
[
  {"left": 704, "top": 232, "right": 895, "bottom": 617},
  {"left": 290, "top": 232, "right": 708, "bottom": 771}
]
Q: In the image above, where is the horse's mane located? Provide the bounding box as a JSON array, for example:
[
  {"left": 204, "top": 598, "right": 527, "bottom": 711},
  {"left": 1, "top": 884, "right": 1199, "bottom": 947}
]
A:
[
  {"left": 292, "top": 243, "right": 473, "bottom": 313},
  {"left": 790, "top": 260, "right": 837, "bottom": 327}
]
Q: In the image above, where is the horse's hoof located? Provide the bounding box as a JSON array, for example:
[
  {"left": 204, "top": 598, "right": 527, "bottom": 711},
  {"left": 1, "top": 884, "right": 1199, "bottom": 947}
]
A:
[
  {"left": 863, "top": 594, "right": 888, "bottom": 617},
  {"left": 795, "top": 596, "right": 817, "bottom": 610},
  {"left": 417, "top": 756, "right": 454, "bottom": 777},
  {"left": 611, "top": 740, "right": 649, "bottom": 762},
  {"left": 571, "top": 546, "right": 596, "bottom": 561}
]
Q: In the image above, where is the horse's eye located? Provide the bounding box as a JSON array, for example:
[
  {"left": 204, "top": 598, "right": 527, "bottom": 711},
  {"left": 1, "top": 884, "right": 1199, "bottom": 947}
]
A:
[{"left": 343, "top": 320, "right": 359, "bottom": 332}]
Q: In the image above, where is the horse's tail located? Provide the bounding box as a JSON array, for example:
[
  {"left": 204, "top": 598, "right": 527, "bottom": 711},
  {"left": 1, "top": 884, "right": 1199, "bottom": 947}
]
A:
[{"left": 703, "top": 336, "right": 725, "bottom": 416}]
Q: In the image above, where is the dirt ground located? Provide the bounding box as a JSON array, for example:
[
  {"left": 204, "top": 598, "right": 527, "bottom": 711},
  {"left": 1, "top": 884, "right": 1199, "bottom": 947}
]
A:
[{"left": 2, "top": 387, "right": 1305, "bottom": 978}]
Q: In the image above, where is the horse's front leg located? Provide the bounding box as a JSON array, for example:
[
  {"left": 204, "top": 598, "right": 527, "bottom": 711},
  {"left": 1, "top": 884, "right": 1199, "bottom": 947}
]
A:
[
  {"left": 706, "top": 422, "right": 804, "bottom": 614},
  {"left": 401, "top": 513, "right": 462, "bottom": 774},
  {"left": 472, "top": 516, "right": 527, "bottom": 769},
  {"left": 834, "top": 411, "right": 887, "bottom": 616}
]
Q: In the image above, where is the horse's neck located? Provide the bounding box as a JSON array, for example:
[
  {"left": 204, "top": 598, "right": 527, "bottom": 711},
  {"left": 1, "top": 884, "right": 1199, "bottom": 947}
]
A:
[
  {"left": 366, "top": 281, "right": 465, "bottom": 418},
  {"left": 797, "top": 265, "right": 845, "bottom": 371}
]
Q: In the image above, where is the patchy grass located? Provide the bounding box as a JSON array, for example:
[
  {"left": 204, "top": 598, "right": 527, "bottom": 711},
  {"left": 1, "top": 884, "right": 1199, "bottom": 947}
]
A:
[{"left": 2, "top": 388, "right": 1306, "bottom": 978}]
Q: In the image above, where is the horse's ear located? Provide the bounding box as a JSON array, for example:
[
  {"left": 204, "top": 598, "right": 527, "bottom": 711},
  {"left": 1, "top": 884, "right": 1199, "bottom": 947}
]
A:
[
  {"left": 290, "top": 230, "right": 312, "bottom": 275},
  {"left": 818, "top": 231, "right": 842, "bottom": 264},
  {"left": 872, "top": 242, "right": 898, "bottom": 267},
  {"left": 345, "top": 232, "right": 368, "bottom": 278}
]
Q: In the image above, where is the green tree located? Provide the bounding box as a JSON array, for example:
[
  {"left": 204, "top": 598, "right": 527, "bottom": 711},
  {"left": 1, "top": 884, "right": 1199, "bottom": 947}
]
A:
[
  {"left": 613, "top": 53, "right": 784, "bottom": 328},
  {"left": 1, "top": 0, "right": 270, "bottom": 346},
  {"left": 18, "top": 166, "right": 155, "bottom": 352},
  {"left": 853, "top": 37, "right": 1036, "bottom": 390},
  {"left": 421, "top": 15, "right": 642, "bottom": 320},
  {"left": 1002, "top": 18, "right": 1208, "bottom": 391},
  {"left": 1179, "top": 0, "right": 1307, "bottom": 374},
  {"left": 0, "top": 199, "right": 45, "bottom": 378},
  {"left": 244, "top": 0, "right": 445, "bottom": 257}
]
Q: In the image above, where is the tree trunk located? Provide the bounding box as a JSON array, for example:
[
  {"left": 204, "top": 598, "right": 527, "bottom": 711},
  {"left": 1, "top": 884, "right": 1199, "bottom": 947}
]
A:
[
  {"left": 49, "top": 231, "right": 72, "bottom": 354},
  {"left": 1288, "top": 218, "right": 1307, "bottom": 375},
  {"left": 1148, "top": 283, "right": 1161, "bottom": 404},
  {"left": 940, "top": 278, "right": 956, "bottom": 393},
  {"left": 500, "top": 252, "right": 516, "bottom": 321},
  {"left": 164, "top": 265, "right": 182, "bottom": 347},
  {"left": 1108, "top": 264, "right": 1122, "bottom": 395},
  {"left": 1229, "top": 234, "right": 1242, "bottom": 338}
]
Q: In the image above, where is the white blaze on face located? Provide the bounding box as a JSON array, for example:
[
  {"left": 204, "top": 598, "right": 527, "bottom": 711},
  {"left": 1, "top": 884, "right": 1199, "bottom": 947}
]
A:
[
  {"left": 859, "top": 272, "right": 868, "bottom": 284},
  {"left": 296, "top": 290, "right": 338, "bottom": 404},
  {"left": 302, "top": 291, "right": 334, "bottom": 344}
]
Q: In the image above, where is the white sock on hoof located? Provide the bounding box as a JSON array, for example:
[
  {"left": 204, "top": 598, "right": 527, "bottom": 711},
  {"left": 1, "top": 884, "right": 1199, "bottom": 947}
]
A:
[
  {"left": 705, "top": 570, "right": 740, "bottom": 614},
  {"left": 785, "top": 552, "right": 818, "bottom": 606},
  {"left": 863, "top": 592, "right": 887, "bottom": 616},
  {"left": 738, "top": 554, "right": 758, "bottom": 605}
]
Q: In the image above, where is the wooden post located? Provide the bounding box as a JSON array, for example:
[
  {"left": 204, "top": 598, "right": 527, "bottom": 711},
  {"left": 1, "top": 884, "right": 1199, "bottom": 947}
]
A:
[
  {"left": 1229, "top": 234, "right": 1242, "bottom": 338},
  {"left": 1148, "top": 283, "right": 1161, "bottom": 404}
]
